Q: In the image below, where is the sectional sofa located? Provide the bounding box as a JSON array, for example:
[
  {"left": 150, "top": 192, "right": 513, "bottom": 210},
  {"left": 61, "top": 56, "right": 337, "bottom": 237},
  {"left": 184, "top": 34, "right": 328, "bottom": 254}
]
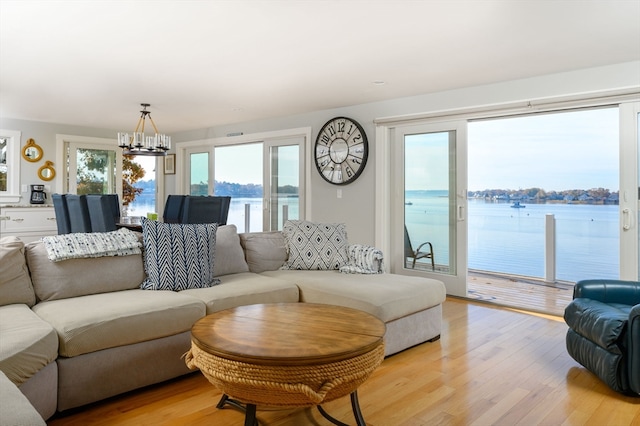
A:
[{"left": 0, "top": 222, "right": 446, "bottom": 423}]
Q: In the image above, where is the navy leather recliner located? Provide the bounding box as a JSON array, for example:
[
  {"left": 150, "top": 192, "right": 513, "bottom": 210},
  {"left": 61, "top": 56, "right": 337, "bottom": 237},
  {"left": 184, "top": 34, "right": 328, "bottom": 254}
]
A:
[{"left": 564, "top": 279, "right": 640, "bottom": 395}]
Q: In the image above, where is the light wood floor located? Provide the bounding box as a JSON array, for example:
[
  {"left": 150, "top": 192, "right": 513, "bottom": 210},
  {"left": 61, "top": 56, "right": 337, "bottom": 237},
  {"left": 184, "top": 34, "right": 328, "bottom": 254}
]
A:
[{"left": 48, "top": 298, "right": 640, "bottom": 426}]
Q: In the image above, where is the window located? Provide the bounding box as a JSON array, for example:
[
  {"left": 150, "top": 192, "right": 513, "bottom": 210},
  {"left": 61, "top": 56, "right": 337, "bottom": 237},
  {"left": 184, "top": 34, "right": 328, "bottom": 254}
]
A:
[
  {"left": 178, "top": 128, "right": 308, "bottom": 232},
  {"left": 468, "top": 108, "right": 619, "bottom": 282},
  {"left": 57, "top": 134, "right": 123, "bottom": 207},
  {"left": 0, "top": 129, "right": 22, "bottom": 203}
]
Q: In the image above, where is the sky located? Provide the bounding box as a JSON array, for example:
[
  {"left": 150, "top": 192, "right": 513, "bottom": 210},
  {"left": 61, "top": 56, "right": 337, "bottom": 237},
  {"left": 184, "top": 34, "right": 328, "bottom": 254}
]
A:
[{"left": 406, "top": 107, "right": 619, "bottom": 192}]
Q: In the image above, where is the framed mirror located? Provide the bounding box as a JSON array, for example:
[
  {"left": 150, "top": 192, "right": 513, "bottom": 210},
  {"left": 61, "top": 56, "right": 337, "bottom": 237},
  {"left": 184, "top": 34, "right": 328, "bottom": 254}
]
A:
[
  {"left": 22, "top": 138, "right": 43, "bottom": 162},
  {"left": 38, "top": 161, "right": 56, "bottom": 181}
]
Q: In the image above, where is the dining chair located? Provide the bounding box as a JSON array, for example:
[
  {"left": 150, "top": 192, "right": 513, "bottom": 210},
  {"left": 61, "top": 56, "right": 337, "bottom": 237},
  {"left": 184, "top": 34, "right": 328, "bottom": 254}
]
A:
[
  {"left": 52, "top": 193, "right": 71, "bottom": 234},
  {"left": 180, "top": 196, "right": 231, "bottom": 225},
  {"left": 65, "top": 195, "right": 92, "bottom": 233}
]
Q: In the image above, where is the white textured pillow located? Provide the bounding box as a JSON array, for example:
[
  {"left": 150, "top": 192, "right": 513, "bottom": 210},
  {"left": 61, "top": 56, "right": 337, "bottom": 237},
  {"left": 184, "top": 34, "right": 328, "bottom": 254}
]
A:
[
  {"left": 339, "top": 244, "right": 384, "bottom": 274},
  {"left": 280, "top": 220, "right": 349, "bottom": 270}
]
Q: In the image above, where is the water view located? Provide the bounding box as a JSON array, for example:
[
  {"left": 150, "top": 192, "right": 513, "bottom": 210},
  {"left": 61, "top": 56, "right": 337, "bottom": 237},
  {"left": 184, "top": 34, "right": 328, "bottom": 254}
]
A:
[
  {"left": 406, "top": 191, "right": 618, "bottom": 283},
  {"left": 128, "top": 195, "right": 298, "bottom": 233},
  {"left": 129, "top": 190, "right": 618, "bottom": 283}
]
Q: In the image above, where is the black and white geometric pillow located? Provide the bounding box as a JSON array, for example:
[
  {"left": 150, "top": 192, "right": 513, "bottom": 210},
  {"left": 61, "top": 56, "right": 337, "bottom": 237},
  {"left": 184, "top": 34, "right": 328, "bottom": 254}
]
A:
[
  {"left": 140, "top": 218, "right": 220, "bottom": 291},
  {"left": 280, "top": 220, "right": 349, "bottom": 270}
]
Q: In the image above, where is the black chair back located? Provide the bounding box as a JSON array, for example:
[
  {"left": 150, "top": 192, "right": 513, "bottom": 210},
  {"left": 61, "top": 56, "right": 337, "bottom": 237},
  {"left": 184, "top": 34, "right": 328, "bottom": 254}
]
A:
[
  {"left": 52, "top": 193, "right": 71, "bottom": 234},
  {"left": 86, "top": 194, "right": 120, "bottom": 232},
  {"left": 65, "top": 195, "right": 92, "bottom": 233},
  {"left": 181, "top": 196, "right": 231, "bottom": 225},
  {"left": 163, "top": 195, "right": 186, "bottom": 224}
]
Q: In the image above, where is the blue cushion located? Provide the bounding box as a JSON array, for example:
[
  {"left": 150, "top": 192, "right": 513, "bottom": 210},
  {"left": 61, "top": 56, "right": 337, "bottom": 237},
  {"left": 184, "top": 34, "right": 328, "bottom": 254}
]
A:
[{"left": 140, "top": 218, "right": 220, "bottom": 291}]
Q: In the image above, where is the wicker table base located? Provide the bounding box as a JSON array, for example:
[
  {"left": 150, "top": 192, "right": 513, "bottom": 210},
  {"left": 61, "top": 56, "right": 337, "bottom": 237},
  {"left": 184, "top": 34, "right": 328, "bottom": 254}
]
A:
[{"left": 186, "top": 303, "right": 386, "bottom": 425}]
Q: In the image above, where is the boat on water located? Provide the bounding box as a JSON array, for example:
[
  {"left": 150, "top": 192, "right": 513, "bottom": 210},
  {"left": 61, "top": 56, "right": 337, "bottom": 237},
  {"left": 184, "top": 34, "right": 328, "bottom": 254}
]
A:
[
  {"left": 405, "top": 201, "right": 413, "bottom": 205},
  {"left": 510, "top": 201, "right": 526, "bottom": 208}
]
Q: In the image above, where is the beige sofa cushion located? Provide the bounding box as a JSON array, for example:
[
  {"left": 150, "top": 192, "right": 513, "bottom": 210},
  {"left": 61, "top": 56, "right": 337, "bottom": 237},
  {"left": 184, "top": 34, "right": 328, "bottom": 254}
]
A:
[
  {"left": 212, "top": 225, "right": 249, "bottom": 277},
  {"left": 32, "top": 290, "right": 205, "bottom": 357},
  {"left": 25, "top": 240, "right": 146, "bottom": 301},
  {"left": 0, "top": 305, "right": 58, "bottom": 386},
  {"left": 181, "top": 272, "right": 299, "bottom": 314},
  {"left": 0, "top": 237, "right": 36, "bottom": 307},
  {"left": 239, "top": 231, "right": 287, "bottom": 273},
  {"left": 261, "top": 270, "right": 446, "bottom": 323}
]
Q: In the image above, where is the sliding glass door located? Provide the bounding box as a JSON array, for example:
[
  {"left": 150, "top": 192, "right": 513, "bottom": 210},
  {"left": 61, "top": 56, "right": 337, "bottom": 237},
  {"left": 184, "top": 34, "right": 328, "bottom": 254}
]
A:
[
  {"left": 392, "top": 121, "right": 468, "bottom": 297},
  {"left": 389, "top": 101, "right": 640, "bottom": 300}
]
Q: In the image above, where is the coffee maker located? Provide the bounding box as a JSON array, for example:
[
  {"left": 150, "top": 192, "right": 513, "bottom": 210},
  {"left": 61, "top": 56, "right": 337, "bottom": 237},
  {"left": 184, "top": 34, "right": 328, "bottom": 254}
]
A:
[{"left": 30, "top": 184, "right": 46, "bottom": 204}]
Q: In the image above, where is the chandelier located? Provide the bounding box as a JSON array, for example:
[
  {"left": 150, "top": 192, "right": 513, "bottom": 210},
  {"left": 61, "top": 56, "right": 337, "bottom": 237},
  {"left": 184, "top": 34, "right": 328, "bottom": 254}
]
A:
[{"left": 117, "top": 103, "right": 171, "bottom": 156}]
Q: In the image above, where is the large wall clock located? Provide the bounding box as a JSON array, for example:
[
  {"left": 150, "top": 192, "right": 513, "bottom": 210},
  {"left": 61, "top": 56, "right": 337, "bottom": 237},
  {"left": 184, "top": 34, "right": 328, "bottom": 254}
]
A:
[{"left": 314, "top": 116, "right": 369, "bottom": 185}]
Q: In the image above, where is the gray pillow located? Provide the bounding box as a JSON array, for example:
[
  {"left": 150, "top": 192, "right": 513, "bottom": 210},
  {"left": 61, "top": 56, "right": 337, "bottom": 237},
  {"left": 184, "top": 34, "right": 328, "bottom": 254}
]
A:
[
  {"left": 212, "top": 225, "right": 249, "bottom": 277},
  {"left": 239, "top": 231, "right": 288, "bottom": 273},
  {"left": 0, "top": 237, "right": 36, "bottom": 307},
  {"left": 280, "top": 220, "right": 349, "bottom": 270},
  {"left": 26, "top": 237, "right": 145, "bottom": 302}
]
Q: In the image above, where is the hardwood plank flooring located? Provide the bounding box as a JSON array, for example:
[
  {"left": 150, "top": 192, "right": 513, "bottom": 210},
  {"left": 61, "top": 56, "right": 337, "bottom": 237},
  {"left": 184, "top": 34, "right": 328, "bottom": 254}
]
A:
[{"left": 47, "top": 298, "right": 640, "bottom": 425}]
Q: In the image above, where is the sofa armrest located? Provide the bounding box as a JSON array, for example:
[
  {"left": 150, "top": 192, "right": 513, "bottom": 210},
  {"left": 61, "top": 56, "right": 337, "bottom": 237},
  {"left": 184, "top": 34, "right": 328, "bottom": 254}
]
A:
[
  {"left": 630, "top": 304, "right": 640, "bottom": 394},
  {"left": 573, "top": 279, "right": 640, "bottom": 305}
]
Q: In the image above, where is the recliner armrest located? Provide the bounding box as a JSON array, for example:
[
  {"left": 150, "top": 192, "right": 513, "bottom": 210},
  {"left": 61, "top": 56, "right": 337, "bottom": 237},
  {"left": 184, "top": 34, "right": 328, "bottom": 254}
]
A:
[
  {"left": 564, "top": 298, "right": 629, "bottom": 353},
  {"left": 573, "top": 279, "right": 640, "bottom": 305},
  {"left": 629, "top": 304, "right": 640, "bottom": 394}
]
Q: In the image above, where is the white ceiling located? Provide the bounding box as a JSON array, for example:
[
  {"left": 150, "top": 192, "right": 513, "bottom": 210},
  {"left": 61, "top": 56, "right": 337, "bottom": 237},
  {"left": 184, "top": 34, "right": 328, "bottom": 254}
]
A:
[{"left": 1, "top": 0, "right": 639, "bottom": 133}]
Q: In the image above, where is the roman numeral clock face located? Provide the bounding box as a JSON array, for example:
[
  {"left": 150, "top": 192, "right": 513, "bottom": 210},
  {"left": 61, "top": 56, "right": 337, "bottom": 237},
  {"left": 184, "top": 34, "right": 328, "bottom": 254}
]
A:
[{"left": 314, "top": 117, "right": 369, "bottom": 185}]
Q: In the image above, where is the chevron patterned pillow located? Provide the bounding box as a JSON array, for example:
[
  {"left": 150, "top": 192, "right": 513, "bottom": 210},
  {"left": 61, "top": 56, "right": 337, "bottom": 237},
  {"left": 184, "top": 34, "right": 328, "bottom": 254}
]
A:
[
  {"left": 140, "top": 218, "right": 220, "bottom": 291},
  {"left": 280, "top": 220, "right": 349, "bottom": 270}
]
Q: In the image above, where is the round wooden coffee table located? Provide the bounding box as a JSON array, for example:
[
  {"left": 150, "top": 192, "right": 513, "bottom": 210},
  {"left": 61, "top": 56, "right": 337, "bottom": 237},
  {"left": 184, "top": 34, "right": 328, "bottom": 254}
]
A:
[{"left": 186, "top": 303, "right": 386, "bottom": 426}]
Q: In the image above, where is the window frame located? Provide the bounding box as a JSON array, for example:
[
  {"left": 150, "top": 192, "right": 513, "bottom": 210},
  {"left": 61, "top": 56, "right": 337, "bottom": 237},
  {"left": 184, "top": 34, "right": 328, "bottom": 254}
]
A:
[
  {"left": 0, "top": 129, "right": 22, "bottom": 203},
  {"left": 55, "top": 134, "right": 124, "bottom": 200}
]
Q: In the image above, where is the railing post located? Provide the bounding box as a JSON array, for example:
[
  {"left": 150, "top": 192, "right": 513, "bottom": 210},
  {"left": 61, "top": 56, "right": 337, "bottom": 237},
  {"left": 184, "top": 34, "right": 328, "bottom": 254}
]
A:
[
  {"left": 545, "top": 213, "right": 556, "bottom": 283},
  {"left": 244, "top": 203, "right": 250, "bottom": 233},
  {"left": 282, "top": 204, "right": 288, "bottom": 228}
]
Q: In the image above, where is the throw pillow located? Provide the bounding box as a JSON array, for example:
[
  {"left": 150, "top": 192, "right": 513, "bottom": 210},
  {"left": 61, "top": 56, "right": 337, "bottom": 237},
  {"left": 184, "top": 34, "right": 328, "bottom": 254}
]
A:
[
  {"left": 239, "top": 231, "right": 288, "bottom": 273},
  {"left": 140, "top": 218, "right": 220, "bottom": 291},
  {"left": 212, "top": 225, "right": 250, "bottom": 277},
  {"left": 280, "top": 220, "right": 349, "bottom": 270},
  {"left": 0, "top": 237, "right": 36, "bottom": 307}
]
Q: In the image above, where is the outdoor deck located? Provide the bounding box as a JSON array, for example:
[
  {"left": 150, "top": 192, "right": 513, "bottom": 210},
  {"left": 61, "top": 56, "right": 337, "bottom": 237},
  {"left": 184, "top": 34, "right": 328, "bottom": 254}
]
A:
[
  {"left": 467, "top": 269, "right": 573, "bottom": 317},
  {"left": 409, "top": 261, "right": 574, "bottom": 317}
]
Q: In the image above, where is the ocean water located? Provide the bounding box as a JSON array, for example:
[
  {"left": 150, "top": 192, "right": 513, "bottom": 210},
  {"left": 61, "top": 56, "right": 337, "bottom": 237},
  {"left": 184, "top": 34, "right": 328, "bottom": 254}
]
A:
[
  {"left": 130, "top": 192, "right": 618, "bottom": 283},
  {"left": 405, "top": 192, "right": 618, "bottom": 283}
]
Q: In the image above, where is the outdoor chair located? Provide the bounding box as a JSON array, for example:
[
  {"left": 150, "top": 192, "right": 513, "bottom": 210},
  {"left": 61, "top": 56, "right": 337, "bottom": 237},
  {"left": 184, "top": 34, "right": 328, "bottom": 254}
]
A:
[{"left": 404, "top": 225, "right": 435, "bottom": 270}]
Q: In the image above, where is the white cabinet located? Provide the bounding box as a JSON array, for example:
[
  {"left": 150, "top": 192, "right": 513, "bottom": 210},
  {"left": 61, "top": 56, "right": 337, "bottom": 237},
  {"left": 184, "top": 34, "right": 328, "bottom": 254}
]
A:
[{"left": 0, "top": 206, "right": 57, "bottom": 243}]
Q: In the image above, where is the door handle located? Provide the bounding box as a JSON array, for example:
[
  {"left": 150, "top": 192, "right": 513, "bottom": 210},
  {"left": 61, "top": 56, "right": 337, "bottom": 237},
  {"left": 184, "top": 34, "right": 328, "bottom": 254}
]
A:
[{"left": 622, "top": 208, "right": 632, "bottom": 230}]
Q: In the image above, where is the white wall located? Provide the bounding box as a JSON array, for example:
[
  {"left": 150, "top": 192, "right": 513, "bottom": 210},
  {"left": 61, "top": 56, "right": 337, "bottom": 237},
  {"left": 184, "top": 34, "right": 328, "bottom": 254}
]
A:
[
  {"left": 2, "top": 61, "right": 639, "bottom": 244},
  {"left": 0, "top": 119, "right": 115, "bottom": 203}
]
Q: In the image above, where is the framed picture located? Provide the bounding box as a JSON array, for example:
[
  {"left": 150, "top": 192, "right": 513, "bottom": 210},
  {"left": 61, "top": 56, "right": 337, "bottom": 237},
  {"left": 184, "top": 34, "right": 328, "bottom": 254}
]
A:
[{"left": 164, "top": 154, "right": 176, "bottom": 175}]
